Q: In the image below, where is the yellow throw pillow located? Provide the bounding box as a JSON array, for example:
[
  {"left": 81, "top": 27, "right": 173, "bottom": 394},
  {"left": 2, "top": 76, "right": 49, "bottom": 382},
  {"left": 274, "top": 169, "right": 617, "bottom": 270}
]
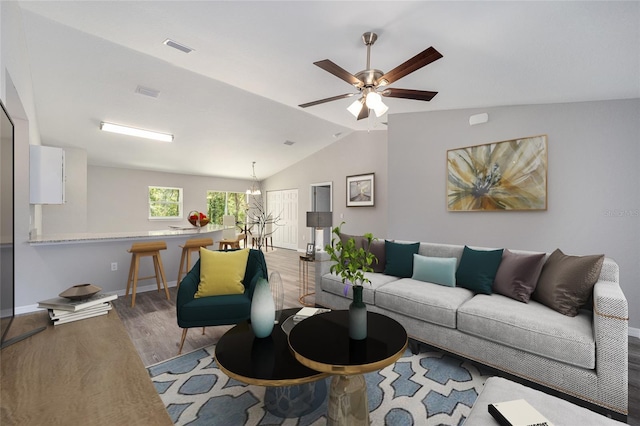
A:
[{"left": 195, "top": 248, "right": 249, "bottom": 298}]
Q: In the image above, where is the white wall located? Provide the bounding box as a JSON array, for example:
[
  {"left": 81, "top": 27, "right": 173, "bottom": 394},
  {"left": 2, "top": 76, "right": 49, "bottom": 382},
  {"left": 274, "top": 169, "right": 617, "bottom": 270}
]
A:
[
  {"left": 263, "top": 130, "right": 389, "bottom": 248},
  {"left": 388, "top": 99, "right": 640, "bottom": 329}
]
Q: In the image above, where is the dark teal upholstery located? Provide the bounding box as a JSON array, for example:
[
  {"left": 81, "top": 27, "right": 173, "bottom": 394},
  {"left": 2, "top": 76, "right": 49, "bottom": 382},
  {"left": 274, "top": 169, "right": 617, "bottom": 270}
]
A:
[{"left": 177, "top": 249, "right": 268, "bottom": 329}]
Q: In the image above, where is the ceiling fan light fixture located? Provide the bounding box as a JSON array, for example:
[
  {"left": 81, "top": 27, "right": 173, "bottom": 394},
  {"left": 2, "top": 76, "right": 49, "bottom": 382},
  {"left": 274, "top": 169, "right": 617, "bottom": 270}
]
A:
[
  {"left": 365, "top": 91, "right": 383, "bottom": 109},
  {"left": 347, "top": 98, "right": 365, "bottom": 117},
  {"left": 373, "top": 101, "right": 389, "bottom": 118}
]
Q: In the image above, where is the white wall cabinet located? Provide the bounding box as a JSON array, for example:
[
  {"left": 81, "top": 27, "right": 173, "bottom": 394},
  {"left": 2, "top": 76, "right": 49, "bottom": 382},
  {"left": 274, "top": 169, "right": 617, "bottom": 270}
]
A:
[{"left": 30, "top": 145, "right": 65, "bottom": 204}]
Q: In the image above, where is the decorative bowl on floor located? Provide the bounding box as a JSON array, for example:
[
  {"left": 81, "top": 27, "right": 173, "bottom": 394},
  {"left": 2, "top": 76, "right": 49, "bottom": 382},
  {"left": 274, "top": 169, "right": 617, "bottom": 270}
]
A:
[
  {"left": 188, "top": 211, "right": 210, "bottom": 227},
  {"left": 59, "top": 283, "right": 102, "bottom": 300}
]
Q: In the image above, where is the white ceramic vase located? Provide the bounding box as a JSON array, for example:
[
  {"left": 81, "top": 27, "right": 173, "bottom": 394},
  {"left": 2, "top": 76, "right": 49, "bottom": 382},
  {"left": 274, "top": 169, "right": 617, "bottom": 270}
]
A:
[{"left": 251, "top": 277, "right": 275, "bottom": 338}]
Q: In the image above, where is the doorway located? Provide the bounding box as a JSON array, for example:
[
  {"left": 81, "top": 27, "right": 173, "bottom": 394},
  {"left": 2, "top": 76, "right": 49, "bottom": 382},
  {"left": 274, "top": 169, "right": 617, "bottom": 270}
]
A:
[
  {"left": 266, "top": 189, "right": 298, "bottom": 250},
  {"left": 310, "top": 182, "right": 332, "bottom": 250}
]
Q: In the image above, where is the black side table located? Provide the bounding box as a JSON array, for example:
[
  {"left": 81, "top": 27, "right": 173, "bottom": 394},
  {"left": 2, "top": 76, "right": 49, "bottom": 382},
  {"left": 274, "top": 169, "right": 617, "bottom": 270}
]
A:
[
  {"left": 288, "top": 310, "right": 408, "bottom": 425},
  {"left": 214, "top": 308, "right": 328, "bottom": 418}
]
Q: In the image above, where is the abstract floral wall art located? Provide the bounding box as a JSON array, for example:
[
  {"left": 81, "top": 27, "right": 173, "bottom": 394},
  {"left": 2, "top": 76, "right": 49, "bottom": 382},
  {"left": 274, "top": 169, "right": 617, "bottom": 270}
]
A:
[{"left": 447, "top": 135, "right": 547, "bottom": 211}]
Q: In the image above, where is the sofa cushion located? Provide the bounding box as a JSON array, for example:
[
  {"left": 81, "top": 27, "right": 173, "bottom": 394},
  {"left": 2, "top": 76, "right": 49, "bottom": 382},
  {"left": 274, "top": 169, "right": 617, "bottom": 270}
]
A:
[
  {"left": 457, "top": 294, "right": 595, "bottom": 369},
  {"left": 456, "top": 246, "right": 503, "bottom": 294},
  {"left": 411, "top": 254, "right": 457, "bottom": 287},
  {"left": 493, "top": 249, "right": 546, "bottom": 303},
  {"left": 376, "top": 278, "right": 475, "bottom": 329},
  {"left": 195, "top": 248, "right": 248, "bottom": 298},
  {"left": 384, "top": 241, "right": 420, "bottom": 278},
  {"left": 321, "top": 271, "right": 399, "bottom": 305},
  {"left": 339, "top": 233, "right": 364, "bottom": 250},
  {"left": 533, "top": 249, "right": 605, "bottom": 317},
  {"left": 367, "top": 239, "right": 386, "bottom": 273}
]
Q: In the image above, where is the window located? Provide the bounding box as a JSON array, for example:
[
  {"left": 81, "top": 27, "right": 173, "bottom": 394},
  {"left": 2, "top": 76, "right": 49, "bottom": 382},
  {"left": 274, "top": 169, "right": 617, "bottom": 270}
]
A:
[
  {"left": 207, "top": 191, "right": 247, "bottom": 226},
  {"left": 148, "top": 186, "right": 183, "bottom": 219}
]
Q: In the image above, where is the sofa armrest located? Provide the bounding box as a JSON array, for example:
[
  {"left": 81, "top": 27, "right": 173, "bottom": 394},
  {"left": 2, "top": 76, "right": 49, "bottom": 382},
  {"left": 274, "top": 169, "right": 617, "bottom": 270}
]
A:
[
  {"left": 593, "top": 271, "right": 628, "bottom": 412},
  {"left": 314, "top": 251, "right": 333, "bottom": 290}
]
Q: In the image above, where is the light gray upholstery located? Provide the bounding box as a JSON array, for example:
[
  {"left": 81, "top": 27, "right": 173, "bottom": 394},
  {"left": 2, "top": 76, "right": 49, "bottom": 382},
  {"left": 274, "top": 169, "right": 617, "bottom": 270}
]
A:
[
  {"left": 320, "top": 271, "right": 398, "bottom": 305},
  {"left": 457, "top": 294, "right": 595, "bottom": 369},
  {"left": 376, "top": 278, "right": 474, "bottom": 328},
  {"left": 465, "top": 377, "right": 625, "bottom": 426},
  {"left": 315, "top": 243, "right": 628, "bottom": 416}
]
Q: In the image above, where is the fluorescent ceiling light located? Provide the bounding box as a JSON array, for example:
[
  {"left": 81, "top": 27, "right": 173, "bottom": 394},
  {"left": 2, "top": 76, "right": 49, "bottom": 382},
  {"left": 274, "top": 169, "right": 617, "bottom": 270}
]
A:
[{"left": 100, "top": 122, "right": 173, "bottom": 142}]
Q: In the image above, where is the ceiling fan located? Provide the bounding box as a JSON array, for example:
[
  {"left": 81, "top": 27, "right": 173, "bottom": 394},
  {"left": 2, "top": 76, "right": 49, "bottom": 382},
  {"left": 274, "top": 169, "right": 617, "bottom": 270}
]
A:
[{"left": 299, "top": 32, "right": 442, "bottom": 120}]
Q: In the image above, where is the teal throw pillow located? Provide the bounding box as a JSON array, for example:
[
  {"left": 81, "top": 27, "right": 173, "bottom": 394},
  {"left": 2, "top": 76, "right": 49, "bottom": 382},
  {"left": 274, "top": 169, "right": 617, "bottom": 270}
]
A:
[
  {"left": 384, "top": 241, "right": 420, "bottom": 278},
  {"left": 455, "top": 246, "right": 504, "bottom": 294},
  {"left": 412, "top": 254, "right": 457, "bottom": 287}
]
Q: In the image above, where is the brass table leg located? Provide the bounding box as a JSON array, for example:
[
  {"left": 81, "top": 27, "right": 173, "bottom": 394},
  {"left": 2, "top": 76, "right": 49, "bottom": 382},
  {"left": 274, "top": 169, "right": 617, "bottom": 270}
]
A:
[{"left": 327, "top": 374, "right": 369, "bottom": 426}]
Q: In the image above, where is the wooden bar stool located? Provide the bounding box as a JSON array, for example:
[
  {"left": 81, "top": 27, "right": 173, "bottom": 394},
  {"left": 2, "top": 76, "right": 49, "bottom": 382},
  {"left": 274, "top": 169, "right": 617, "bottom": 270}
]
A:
[
  {"left": 126, "top": 241, "right": 170, "bottom": 307},
  {"left": 218, "top": 233, "right": 246, "bottom": 250},
  {"left": 177, "top": 237, "right": 213, "bottom": 288}
]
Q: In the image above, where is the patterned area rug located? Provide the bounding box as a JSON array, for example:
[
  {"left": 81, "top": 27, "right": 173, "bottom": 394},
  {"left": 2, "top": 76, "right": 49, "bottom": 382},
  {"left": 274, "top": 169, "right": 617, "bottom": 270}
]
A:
[{"left": 148, "top": 344, "right": 490, "bottom": 425}]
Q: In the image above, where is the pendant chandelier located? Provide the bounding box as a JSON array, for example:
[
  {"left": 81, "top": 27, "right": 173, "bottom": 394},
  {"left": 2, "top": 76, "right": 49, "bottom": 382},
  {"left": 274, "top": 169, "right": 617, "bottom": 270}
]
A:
[{"left": 246, "top": 161, "right": 261, "bottom": 196}]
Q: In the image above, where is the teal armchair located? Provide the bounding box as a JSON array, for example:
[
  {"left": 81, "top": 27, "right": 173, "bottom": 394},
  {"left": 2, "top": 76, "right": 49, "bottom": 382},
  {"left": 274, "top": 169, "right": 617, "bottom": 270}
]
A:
[{"left": 176, "top": 248, "right": 268, "bottom": 353}]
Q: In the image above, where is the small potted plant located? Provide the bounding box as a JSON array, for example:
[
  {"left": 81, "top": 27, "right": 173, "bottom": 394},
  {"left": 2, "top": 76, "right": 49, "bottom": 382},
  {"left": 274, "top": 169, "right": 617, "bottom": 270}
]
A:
[{"left": 324, "top": 222, "right": 377, "bottom": 340}]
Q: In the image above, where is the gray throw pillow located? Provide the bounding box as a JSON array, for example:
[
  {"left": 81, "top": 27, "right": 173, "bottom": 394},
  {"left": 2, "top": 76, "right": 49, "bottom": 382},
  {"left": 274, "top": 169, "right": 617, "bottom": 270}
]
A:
[
  {"left": 339, "top": 233, "right": 364, "bottom": 250},
  {"left": 532, "top": 249, "right": 604, "bottom": 317},
  {"left": 493, "top": 249, "right": 546, "bottom": 303},
  {"left": 366, "top": 240, "right": 386, "bottom": 273}
]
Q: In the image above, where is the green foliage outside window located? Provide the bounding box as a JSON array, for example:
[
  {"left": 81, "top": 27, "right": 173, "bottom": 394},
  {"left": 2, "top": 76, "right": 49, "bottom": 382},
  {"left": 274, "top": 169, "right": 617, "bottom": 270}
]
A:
[
  {"left": 149, "top": 186, "right": 183, "bottom": 218},
  {"left": 207, "top": 191, "right": 247, "bottom": 226}
]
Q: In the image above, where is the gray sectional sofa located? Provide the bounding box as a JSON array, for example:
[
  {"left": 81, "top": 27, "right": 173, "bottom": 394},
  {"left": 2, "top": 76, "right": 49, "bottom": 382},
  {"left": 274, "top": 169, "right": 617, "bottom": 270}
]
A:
[{"left": 314, "top": 241, "right": 629, "bottom": 418}]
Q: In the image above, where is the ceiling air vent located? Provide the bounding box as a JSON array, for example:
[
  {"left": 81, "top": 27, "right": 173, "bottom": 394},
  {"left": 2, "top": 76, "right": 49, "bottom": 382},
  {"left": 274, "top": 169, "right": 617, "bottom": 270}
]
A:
[
  {"left": 163, "top": 38, "right": 194, "bottom": 54},
  {"left": 135, "top": 85, "right": 160, "bottom": 98}
]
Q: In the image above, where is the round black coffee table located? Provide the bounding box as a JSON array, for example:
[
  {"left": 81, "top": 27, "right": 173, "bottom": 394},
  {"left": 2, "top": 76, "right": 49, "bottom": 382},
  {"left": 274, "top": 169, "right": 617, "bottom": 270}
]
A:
[
  {"left": 288, "top": 310, "right": 408, "bottom": 425},
  {"left": 214, "top": 308, "right": 328, "bottom": 418}
]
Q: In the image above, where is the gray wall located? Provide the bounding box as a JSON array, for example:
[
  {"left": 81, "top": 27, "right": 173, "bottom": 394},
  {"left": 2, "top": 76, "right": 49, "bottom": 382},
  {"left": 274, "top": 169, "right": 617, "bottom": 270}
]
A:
[
  {"left": 87, "top": 166, "right": 253, "bottom": 233},
  {"left": 388, "top": 99, "right": 640, "bottom": 330},
  {"left": 263, "top": 129, "right": 389, "bottom": 248}
]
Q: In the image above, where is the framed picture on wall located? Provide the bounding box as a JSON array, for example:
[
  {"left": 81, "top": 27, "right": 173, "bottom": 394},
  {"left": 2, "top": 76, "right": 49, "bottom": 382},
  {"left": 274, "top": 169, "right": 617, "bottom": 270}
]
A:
[
  {"left": 346, "top": 173, "right": 375, "bottom": 207},
  {"left": 306, "top": 243, "right": 315, "bottom": 257},
  {"left": 446, "top": 135, "right": 548, "bottom": 211}
]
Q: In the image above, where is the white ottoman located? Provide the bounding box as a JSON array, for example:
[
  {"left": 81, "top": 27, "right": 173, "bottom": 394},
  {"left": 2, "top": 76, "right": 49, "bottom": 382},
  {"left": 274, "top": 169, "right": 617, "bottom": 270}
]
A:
[{"left": 465, "top": 377, "right": 625, "bottom": 425}]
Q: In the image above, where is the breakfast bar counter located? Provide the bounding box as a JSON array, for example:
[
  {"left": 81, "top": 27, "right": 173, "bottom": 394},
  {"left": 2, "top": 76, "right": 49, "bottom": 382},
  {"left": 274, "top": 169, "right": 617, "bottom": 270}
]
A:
[{"left": 28, "top": 224, "right": 224, "bottom": 245}]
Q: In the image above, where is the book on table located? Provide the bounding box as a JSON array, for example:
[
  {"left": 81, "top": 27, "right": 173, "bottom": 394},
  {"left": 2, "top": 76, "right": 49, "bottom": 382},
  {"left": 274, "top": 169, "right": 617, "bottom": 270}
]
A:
[
  {"left": 293, "top": 307, "right": 330, "bottom": 322},
  {"left": 488, "top": 399, "right": 554, "bottom": 426},
  {"left": 38, "top": 293, "right": 117, "bottom": 312}
]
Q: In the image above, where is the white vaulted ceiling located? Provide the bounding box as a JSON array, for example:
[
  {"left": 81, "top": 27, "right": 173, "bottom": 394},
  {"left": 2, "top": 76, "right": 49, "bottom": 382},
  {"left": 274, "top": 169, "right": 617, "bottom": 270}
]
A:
[{"left": 16, "top": 1, "right": 640, "bottom": 179}]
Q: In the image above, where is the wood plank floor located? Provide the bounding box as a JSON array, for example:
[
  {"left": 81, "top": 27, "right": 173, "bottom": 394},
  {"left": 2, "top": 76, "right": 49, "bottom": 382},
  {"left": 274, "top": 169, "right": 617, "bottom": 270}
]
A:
[{"left": 113, "top": 247, "right": 638, "bottom": 424}]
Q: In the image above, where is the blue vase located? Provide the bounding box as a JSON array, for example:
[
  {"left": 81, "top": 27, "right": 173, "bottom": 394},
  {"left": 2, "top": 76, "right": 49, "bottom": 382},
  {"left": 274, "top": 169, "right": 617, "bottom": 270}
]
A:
[
  {"left": 251, "top": 278, "right": 275, "bottom": 338},
  {"left": 349, "top": 285, "right": 367, "bottom": 340}
]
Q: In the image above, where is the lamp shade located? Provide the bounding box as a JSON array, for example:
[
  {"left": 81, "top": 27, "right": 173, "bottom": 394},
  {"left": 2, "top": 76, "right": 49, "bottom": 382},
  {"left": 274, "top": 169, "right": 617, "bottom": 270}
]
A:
[{"left": 306, "top": 211, "right": 332, "bottom": 228}]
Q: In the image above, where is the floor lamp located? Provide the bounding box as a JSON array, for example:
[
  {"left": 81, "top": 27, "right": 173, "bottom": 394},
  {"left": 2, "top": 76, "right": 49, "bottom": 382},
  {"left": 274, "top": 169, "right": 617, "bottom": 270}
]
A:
[{"left": 306, "top": 212, "right": 332, "bottom": 258}]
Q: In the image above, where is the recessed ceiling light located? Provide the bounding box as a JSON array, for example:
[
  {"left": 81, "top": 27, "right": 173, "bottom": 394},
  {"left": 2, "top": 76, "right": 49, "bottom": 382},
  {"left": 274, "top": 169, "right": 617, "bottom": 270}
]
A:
[
  {"left": 100, "top": 122, "right": 173, "bottom": 142},
  {"left": 163, "top": 38, "right": 194, "bottom": 54}
]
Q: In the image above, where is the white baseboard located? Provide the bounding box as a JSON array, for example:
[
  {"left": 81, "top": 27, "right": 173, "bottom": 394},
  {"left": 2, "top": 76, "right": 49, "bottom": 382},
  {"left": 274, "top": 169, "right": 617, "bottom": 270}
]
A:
[
  {"left": 629, "top": 327, "right": 640, "bottom": 339},
  {"left": 15, "top": 281, "right": 178, "bottom": 316}
]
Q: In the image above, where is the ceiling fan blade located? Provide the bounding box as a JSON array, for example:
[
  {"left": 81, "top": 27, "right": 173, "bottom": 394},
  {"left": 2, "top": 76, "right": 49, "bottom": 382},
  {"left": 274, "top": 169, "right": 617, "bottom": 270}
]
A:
[
  {"left": 376, "top": 47, "right": 442, "bottom": 86},
  {"left": 314, "top": 60, "right": 364, "bottom": 87},
  {"left": 299, "top": 93, "right": 356, "bottom": 108},
  {"left": 382, "top": 88, "right": 438, "bottom": 101},
  {"left": 357, "top": 106, "right": 369, "bottom": 121}
]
